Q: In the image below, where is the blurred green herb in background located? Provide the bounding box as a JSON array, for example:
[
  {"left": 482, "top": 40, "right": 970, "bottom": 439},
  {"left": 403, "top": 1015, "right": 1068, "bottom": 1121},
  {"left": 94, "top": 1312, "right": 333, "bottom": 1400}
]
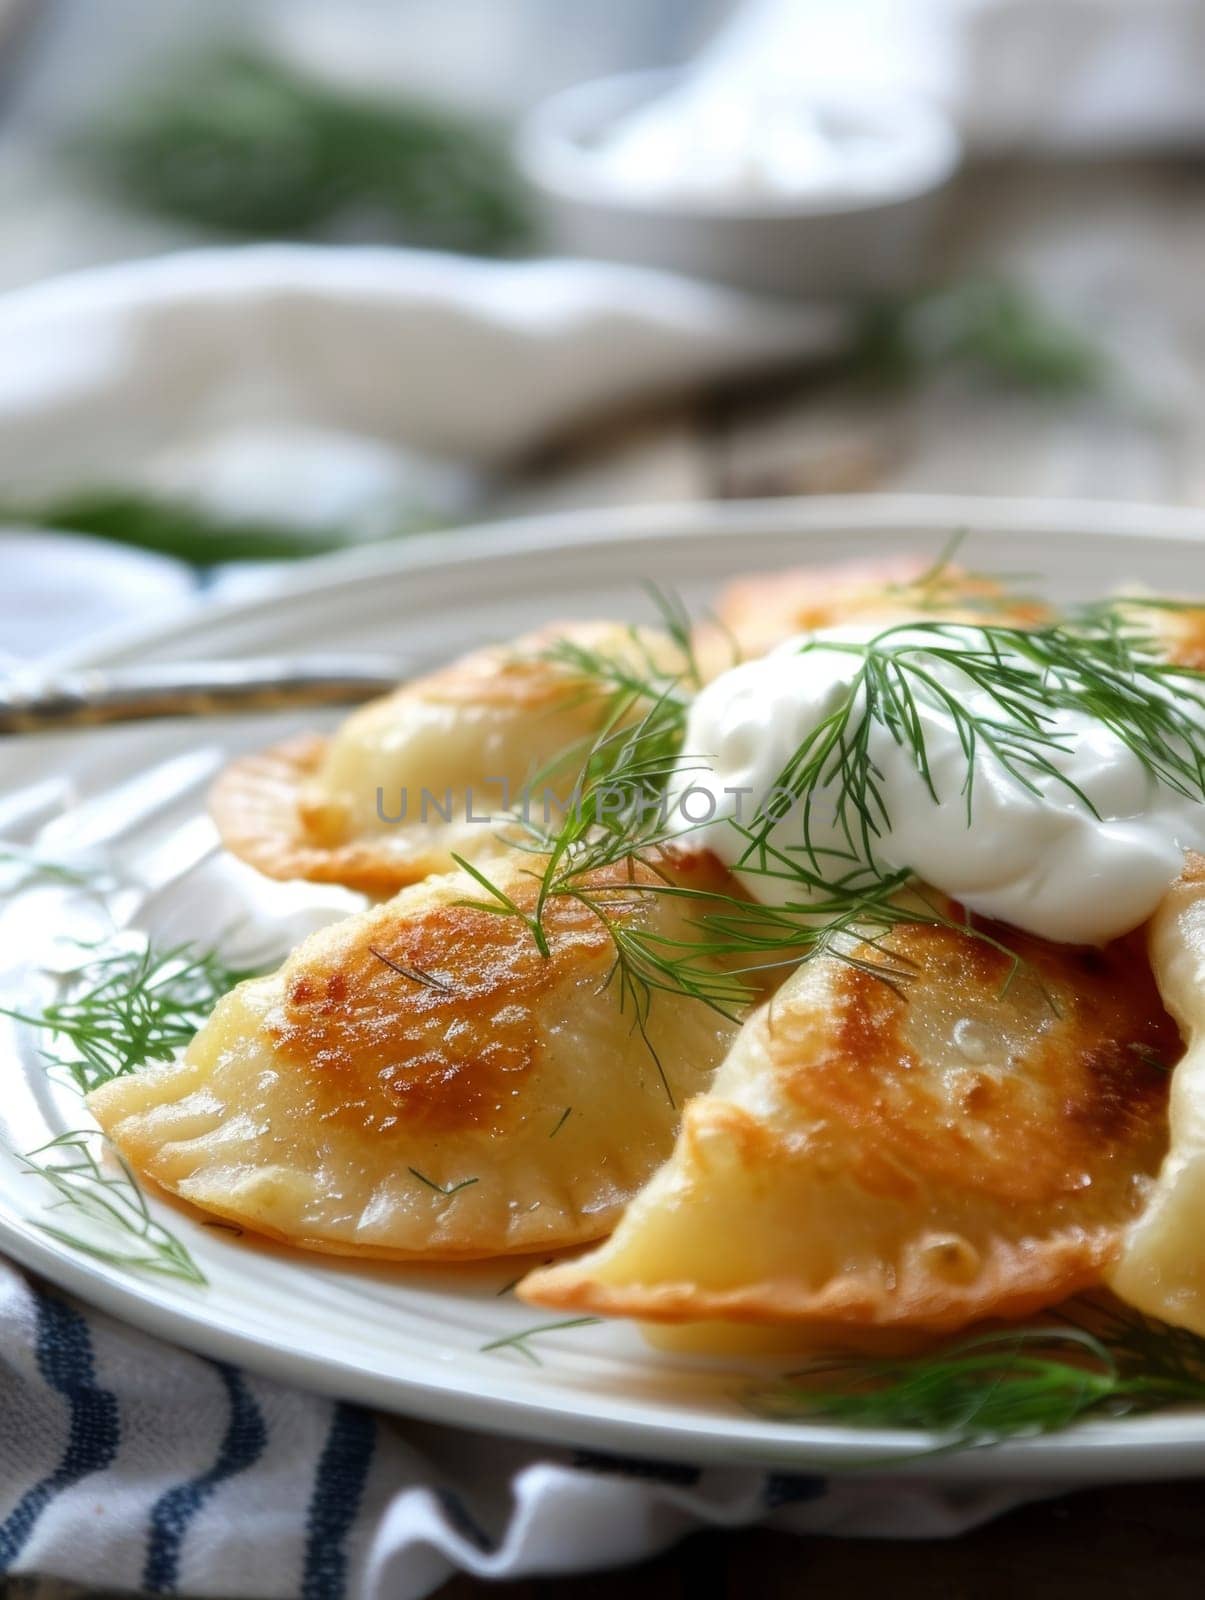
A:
[
  {"left": 1, "top": 488, "right": 440, "bottom": 567},
  {"left": 80, "top": 49, "right": 533, "bottom": 254},
  {"left": 852, "top": 279, "right": 1107, "bottom": 395}
]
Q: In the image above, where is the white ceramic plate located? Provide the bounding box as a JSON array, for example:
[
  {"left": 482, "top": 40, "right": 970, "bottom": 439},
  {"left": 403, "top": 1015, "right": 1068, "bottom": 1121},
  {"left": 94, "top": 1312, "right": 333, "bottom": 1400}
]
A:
[{"left": 5, "top": 493, "right": 1205, "bottom": 1483}]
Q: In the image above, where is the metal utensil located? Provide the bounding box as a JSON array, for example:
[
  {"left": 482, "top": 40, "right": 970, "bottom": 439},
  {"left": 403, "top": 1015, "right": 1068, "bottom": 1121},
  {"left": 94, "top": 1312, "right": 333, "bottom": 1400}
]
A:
[{"left": 0, "top": 655, "right": 409, "bottom": 735}]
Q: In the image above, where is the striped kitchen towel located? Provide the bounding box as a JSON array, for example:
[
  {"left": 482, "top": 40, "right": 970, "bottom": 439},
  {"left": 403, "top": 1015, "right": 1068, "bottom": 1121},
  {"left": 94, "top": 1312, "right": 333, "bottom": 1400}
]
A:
[{"left": 0, "top": 1259, "right": 1047, "bottom": 1599}]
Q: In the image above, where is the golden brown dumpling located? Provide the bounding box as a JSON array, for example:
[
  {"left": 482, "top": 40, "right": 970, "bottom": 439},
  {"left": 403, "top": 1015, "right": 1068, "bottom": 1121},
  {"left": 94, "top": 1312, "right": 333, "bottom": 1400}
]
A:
[
  {"left": 88, "top": 852, "right": 740, "bottom": 1260},
  {"left": 710, "top": 555, "right": 1051, "bottom": 662},
  {"left": 521, "top": 918, "right": 1175, "bottom": 1336},
  {"left": 1119, "top": 598, "right": 1205, "bottom": 672},
  {"left": 211, "top": 621, "right": 690, "bottom": 896},
  {"left": 1110, "top": 857, "right": 1205, "bottom": 1330}
]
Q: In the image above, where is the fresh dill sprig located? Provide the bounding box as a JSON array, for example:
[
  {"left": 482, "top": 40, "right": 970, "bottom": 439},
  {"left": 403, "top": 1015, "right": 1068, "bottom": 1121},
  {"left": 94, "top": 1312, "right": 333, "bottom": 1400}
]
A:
[
  {"left": 0, "top": 848, "right": 101, "bottom": 894},
  {"left": 524, "top": 592, "right": 701, "bottom": 792},
  {"left": 851, "top": 278, "right": 1106, "bottom": 396},
  {"left": 642, "top": 582, "right": 706, "bottom": 691},
  {"left": 79, "top": 47, "right": 532, "bottom": 253},
  {"left": 369, "top": 947, "right": 452, "bottom": 992},
  {"left": 747, "top": 1302, "right": 1205, "bottom": 1446},
  {"left": 453, "top": 628, "right": 956, "bottom": 1061},
  {"left": 480, "top": 1316, "right": 603, "bottom": 1366},
  {"left": 0, "top": 487, "right": 439, "bottom": 568},
  {"left": 457, "top": 684, "right": 697, "bottom": 952},
  {"left": 745, "top": 613, "right": 1205, "bottom": 878},
  {"left": 408, "top": 1167, "right": 479, "bottom": 1198},
  {"left": 456, "top": 685, "right": 732, "bottom": 1101},
  {"left": 460, "top": 703, "right": 1039, "bottom": 1058},
  {"left": 20, "top": 1131, "right": 206, "bottom": 1285},
  {"left": 885, "top": 531, "right": 1045, "bottom": 620},
  {"left": 0, "top": 939, "right": 266, "bottom": 1093}
]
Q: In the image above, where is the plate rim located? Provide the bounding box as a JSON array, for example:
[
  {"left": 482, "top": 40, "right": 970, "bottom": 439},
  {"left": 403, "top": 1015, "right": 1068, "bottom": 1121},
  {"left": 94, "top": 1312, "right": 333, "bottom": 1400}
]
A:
[
  {"left": 9, "top": 489, "right": 1205, "bottom": 1478},
  {"left": 34, "top": 490, "right": 1205, "bottom": 675}
]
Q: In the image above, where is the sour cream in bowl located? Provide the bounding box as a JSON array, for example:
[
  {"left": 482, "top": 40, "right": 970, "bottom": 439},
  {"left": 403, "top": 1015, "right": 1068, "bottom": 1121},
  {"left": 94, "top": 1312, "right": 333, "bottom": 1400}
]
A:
[{"left": 516, "top": 68, "right": 961, "bottom": 299}]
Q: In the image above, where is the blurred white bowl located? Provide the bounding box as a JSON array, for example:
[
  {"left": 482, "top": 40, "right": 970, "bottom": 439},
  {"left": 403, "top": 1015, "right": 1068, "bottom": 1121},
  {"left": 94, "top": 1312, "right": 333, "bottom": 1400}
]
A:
[{"left": 517, "top": 69, "right": 961, "bottom": 300}]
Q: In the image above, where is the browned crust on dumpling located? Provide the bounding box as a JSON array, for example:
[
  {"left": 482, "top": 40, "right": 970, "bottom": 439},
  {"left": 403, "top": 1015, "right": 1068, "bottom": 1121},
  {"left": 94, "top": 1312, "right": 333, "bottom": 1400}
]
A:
[
  {"left": 267, "top": 867, "right": 624, "bottom": 1140},
  {"left": 522, "top": 1228, "right": 1125, "bottom": 1329},
  {"left": 711, "top": 556, "right": 1052, "bottom": 662},
  {"left": 793, "top": 925, "right": 1174, "bottom": 1204},
  {"left": 1148, "top": 604, "right": 1205, "bottom": 671},
  {"left": 267, "top": 848, "right": 744, "bottom": 1143},
  {"left": 522, "top": 920, "right": 1176, "bottom": 1331},
  {"left": 89, "top": 849, "right": 742, "bottom": 1260}
]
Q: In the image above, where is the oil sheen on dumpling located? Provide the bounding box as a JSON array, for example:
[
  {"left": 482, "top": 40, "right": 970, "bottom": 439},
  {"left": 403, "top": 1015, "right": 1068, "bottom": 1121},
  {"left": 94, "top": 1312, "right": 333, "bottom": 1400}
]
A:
[
  {"left": 88, "top": 852, "right": 739, "bottom": 1259},
  {"left": 709, "top": 555, "right": 1050, "bottom": 662},
  {"left": 1109, "top": 857, "right": 1205, "bottom": 1331},
  {"left": 520, "top": 918, "right": 1175, "bottom": 1336},
  {"left": 211, "top": 621, "right": 690, "bottom": 896}
]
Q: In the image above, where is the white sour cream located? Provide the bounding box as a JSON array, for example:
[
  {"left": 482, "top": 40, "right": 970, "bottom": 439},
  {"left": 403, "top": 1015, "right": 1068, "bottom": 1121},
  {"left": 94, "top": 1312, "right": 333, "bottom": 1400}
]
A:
[
  {"left": 667, "top": 625, "right": 1205, "bottom": 945},
  {"left": 586, "top": 85, "right": 953, "bottom": 209}
]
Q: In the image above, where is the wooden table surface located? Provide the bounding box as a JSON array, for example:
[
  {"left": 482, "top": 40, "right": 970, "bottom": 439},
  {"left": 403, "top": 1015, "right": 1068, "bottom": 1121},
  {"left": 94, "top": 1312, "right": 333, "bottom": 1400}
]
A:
[
  {"left": 444, "top": 155, "right": 1205, "bottom": 1598},
  {"left": 507, "top": 157, "right": 1205, "bottom": 520}
]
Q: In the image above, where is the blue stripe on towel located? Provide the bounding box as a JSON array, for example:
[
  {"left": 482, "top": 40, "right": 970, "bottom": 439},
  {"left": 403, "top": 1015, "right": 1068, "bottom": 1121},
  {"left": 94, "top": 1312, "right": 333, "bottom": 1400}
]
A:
[
  {"left": 143, "top": 1362, "right": 268, "bottom": 1593},
  {"left": 300, "top": 1402, "right": 377, "bottom": 1600},
  {"left": 0, "top": 1288, "right": 120, "bottom": 1568}
]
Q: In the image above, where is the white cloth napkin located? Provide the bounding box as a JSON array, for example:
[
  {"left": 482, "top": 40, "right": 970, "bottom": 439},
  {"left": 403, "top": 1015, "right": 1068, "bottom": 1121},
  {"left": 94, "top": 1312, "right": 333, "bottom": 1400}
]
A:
[
  {"left": 0, "top": 245, "right": 844, "bottom": 518},
  {"left": 0, "top": 1260, "right": 1049, "bottom": 1599},
  {"left": 0, "top": 246, "right": 1042, "bottom": 1594}
]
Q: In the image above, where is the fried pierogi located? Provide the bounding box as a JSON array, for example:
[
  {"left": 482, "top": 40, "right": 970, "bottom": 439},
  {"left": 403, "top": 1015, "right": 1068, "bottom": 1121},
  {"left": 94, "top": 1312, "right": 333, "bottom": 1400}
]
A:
[
  {"left": 1110, "top": 856, "right": 1205, "bottom": 1331},
  {"left": 88, "top": 852, "right": 740, "bottom": 1259},
  {"left": 1122, "top": 598, "right": 1205, "bottom": 672},
  {"left": 521, "top": 918, "right": 1176, "bottom": 1336},
  {"left": 211, "top": 621, "right": 690, "bottom": 895},
  {"left": 710, "top": 555, "right": 1050, "bottom": 661}
]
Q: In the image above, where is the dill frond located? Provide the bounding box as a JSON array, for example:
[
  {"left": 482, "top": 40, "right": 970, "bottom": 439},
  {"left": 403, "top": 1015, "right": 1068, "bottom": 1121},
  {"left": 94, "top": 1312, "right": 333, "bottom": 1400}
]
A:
[
  {"left": 0, "top": 848, "right": 102, "bottom": 894},
  {"left": 0, "top": 939, "right": 266, "bottom": 1093},
  {"left": 744, "top": 614, "right": 1205, "bottom": 877},
  {"left": 480, "top": 1316, "right": 603, "bottom": 1366},
  {"left": 20, "top": 1131, "right": 205, "bottom": 1285},
  {"left": 408, "top": 1168, "right": 479, "bottom": 1198},
  {"left": 80, "top": 48, "right": 532, "bottom": 253},
  {"left": 747, "top": 1302, "right": 1205, "bottom": 1446}
]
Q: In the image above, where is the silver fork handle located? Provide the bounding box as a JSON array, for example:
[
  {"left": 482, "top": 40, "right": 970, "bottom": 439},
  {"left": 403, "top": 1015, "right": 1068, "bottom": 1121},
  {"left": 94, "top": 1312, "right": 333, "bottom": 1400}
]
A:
[{"left": 0, "top": 656, "right": 410, "bottom": 735}]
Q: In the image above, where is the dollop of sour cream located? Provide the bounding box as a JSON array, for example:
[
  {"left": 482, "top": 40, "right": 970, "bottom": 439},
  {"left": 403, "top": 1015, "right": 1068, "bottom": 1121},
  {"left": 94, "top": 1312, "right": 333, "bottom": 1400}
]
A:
[
  {"left": 586, "top": 85, "right": 950, "bottom": 208},
  {"left": 667, "top": 625, "right": 1205, "bottom": 946}
]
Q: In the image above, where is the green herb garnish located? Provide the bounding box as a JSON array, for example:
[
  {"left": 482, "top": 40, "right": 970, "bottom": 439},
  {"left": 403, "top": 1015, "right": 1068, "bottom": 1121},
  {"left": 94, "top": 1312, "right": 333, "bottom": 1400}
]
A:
[
  {"left": 742, "top": 613, "right": 1205, "bottom": 880},
  {"left": 408, "top": 1168, "right": 479, "bottom": 1198},
  {"left": 1, "top": 939, "right": 265, "bottom": 1093},
  {"left": 80, "top": 48, "right": 532, "bottom": 253},
  {"left": 369, "top": 947, "right": 452, "bottom": 992},
  {"left": 455, "top": 686, "right": 739, "bottom": 1105},
  {"left": 748, "top": 1304, "right": 1205, "bottom": 1446},
  {"left": 480, "top": 1316, "right": 603, "bottom": 1366},
  {"left": 852, "top": 279, "right": 1106, "bottom": 395},
  {"left": 0, "top": 487, "right": 438, "bottom": 567},
  {"left": 20, "top": 1131, "right": 206, "bottom": 1285},
  {"left": 0, "top": 848, "right": 103, "bottom": 895}
]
